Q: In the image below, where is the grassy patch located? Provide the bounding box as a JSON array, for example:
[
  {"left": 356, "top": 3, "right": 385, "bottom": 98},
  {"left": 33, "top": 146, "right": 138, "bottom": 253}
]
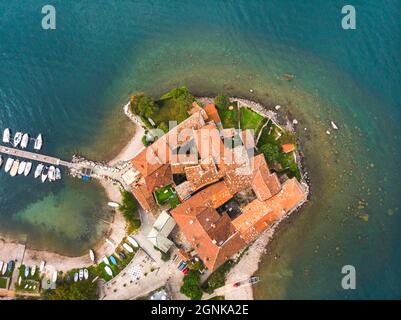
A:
[
  {"left": 154, "top": 185, "right": 181, "bottom": 208},
  {"left": 218, "top": 104, "right": 239, "bottom": 129},
  {"left": 239, "top": 107, "right": 265, "bottom": 132},
  {"left": 208, "top": 295, "right": 225, "bottom": 300},
  {"left": 0, "top": 277, "right": 8, "bottom": 289},
  {"left": 257, "top": 121, "right": 301, "bottom": 180}
]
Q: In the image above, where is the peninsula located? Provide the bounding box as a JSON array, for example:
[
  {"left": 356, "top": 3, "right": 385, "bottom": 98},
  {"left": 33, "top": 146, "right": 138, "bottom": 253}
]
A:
[{"left": 0, "top": 87, "right": 308, "bottom": 300}]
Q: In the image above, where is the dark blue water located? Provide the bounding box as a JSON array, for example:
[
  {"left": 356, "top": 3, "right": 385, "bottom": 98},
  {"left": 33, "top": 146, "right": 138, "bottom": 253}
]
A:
[{"left": 0, "top": 1, "right": 400, "bottom": 298}]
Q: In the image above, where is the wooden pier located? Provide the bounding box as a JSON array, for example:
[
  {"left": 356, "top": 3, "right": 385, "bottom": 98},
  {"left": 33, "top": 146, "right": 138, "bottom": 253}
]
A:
[{"left": 0, "top": 145, "right": 76, "bottom": 168}]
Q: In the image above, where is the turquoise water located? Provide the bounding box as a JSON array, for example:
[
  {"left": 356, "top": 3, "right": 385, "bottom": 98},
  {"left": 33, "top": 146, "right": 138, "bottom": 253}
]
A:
[{"left": 0, "top": 1, "right": 400, "bottom": 298}]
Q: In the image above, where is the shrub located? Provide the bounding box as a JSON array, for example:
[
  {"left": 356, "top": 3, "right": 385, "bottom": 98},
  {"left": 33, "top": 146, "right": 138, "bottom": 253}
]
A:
[
  {"left": 180, "top": 270, "right": 203, "bottom": 300},
  {"left": 119, "top": 190, "right": 141, "bottom": 232},
  {"left": 214, "top": 94, "right": 231, "bottom": 110}
]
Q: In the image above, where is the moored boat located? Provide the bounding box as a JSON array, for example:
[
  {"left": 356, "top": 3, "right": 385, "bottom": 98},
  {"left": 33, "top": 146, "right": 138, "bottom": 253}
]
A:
[
  {"left": 1, "top": 262, "right": 7, "bottom": 275},
  {"left": 127, "top": 236, "right": 139, "bottom": 248},
  {"left": 34, "top": 164, "right": 44, "bottom": 178},
  {"left": 104, "top": 266, "right": 113, "bottom": 277},
  {"left": 7, "top": 261, "right": 14, "bottom": 273},
  {"left": 74, "top": 272, "right": 78, "bottom": 282},
  {"left": 48, "top": 166, "right": 56, "bottom": 182},
  {"left": 39, "top": 261, "right": 46, "bottom": 272},
  {"left": 84, "top": 269, "right": 89, "bottom": 280},
  {"left": 24, "top": 162, "right": 32, "bottom": 176},
  {"left": 55, "top": 168, "right": 61, "bottom": 180},
  {"left": 331, "top": 121, "right": 339, "bottom": 130},
  {"left": 107, "top": 202, "right": 120, "bottom": 208},
  {"left": 34, "top": 134, "right": 43, "bottom": 150},
  {"left": 2, "top": 128, "right": 10, "bottom": 143},
  {"left": 123, "top": 243, "right": 134, "bottom": 253},
  {"left": 13, "top": 132, "right": 23, "bottom": 147},
  {"left": 109, "top": 256, "right": 117, "bottom": 266},
  {"left": 4, "top": 158, "right": 14, "bottom": 173},
  {"left": 41, "top": 166, "right": 49, "bottom": 183},
  {"left": 102, "top": 256, "right": 110, "bottom": 265},
  {"left": 79, "top": 269, "right": 84, "bottom": 281},
  {"left": 89, "top": 249, "right": 95, "bottom": 263},
  {"left": 20, "top": 133, "right": 29, "bottom": 149},
  {"left": 10, "top": 159, "right": 20, "bottom": 177},
  {"left": 24, "top": 266, "right": 30, "bottom": 278},
  {"left": 18, "top": 161, "right": 27, "bottom": 175},
  {"left": 0, "top": 155, "right": 3, "bottom": 168},
  {"left": 31, "top": 265, "right": 36, "bottom": 276},
  {"left": 0, "top": 261, "right": 3, "bottom": 273},
  {"left": 52, "top": 271, "right": 58, "bottom": 282}
]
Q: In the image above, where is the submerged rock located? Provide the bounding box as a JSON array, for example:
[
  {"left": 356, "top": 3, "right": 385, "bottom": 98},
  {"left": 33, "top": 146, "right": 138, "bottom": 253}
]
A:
[{"left": 358, "top": 213, "right": 369, "bottom": 222}]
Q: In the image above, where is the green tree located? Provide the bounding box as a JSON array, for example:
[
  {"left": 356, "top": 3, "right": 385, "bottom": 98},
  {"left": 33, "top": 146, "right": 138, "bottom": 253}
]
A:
[
  {"left": 214, "top": 94, "right": 230, "bottom": 110},
  {"left": 259, "top": 144, "right": 281, "bottom": 163},
  {"left": 130, "top": 93, "right": 145, "bottom": 115},
  {"left": 180, "top": 270, "right": 203, "bottom": 300},
  {"left": 138, "top": 96, "right": 159, "bottom": 119},
  {"left": 44, "top": 281, "right": 98, "bottom": 300},
  {"left": 119, "top": 190, "right": 141, "bottom": 232}
]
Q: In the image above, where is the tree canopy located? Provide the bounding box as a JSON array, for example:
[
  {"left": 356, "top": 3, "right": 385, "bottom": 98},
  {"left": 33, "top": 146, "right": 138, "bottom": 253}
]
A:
[
  {"left": 130, "top": 93, "right": 159, "bottom": 119},
  {"left": 214, "top": 94, "right": 231, "bottom": 110},
  {"left": 44, "top": 280, "right": 98, "bottom": 300},
  {"left": 259, "top": 143, "right": 281, "bottom": 163},
  {"left": 180, "top": 270, "right": 203, "bottom": 300},
  {"left": 120, "top": 190, "right": 141, "bottom": 232}
]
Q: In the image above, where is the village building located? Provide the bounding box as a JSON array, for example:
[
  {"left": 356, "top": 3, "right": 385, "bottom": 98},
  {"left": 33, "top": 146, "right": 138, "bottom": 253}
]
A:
[{"left": 129, "top": 105, "right": 307, "bottom": 271}]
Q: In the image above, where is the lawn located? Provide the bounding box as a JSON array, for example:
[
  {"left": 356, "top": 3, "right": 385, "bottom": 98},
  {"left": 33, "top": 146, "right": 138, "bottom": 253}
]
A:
[
  {"left": 257, "top": 120, "right": 301, "bottom": 180},
  {"left": 154, "top": 185, "right": 181, "bottom": 208},
  {"left": 239, "top": 107, "right": 266, "bottom": 133},
  {"left": 218, "top": 104, "right": 239, "bottom": 129},
  {"left": 0, "top": 277, "right": 8, "bottom": 289}
]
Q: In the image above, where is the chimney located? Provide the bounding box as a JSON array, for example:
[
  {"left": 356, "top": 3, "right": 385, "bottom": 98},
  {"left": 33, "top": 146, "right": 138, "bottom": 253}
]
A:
[{"left": 189, "top": 220, "right": 194, "bottom": 225}]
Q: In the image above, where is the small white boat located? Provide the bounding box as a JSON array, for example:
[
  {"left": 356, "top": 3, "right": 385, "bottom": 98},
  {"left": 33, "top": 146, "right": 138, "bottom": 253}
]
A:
[
  {"left": 84, "top": 269, "right": 89, "bottom": 280},
  {"left": 74, "top": 272, "right": 78, "bottom": 282},
  {"left": 24, "top": 162, "right": 32, "bottom": 176},
  {"left": 330, "top": 121, "right": 339, "bottom": 130},
  {"left": 102, "top": 256, "right": 110, "bottom": 265},
  {"left": 4, "top": 158, "right": 14, "bottom": 173},
  {"left": 18, "top": 161, "right": 27, "bottom": 175},
  {"left": 24, "top": 266, "right": 30, "bottom": 278},
  {"left": 55, "top": 168, "right": 61, "bottom": 180},
  {"left": 30, "top": 265, "right": 36, "bottom": 276},
  {"left": 41, "top": 166, "right": 49, "bottom": 183},
  {"left": 0, "top": 155, "right": 3, "bottom": 168},
  {"left": 0, "top": 261, "right": 3, "bottom": 273},
  {"left": 18, "top": 276, "right": 22, "bottom": 286},
  {"left": 2, "top": 128, "right": 10, "bottom": 143},
  {"left": 127, "top": 236, "right": 139, "bottom": 248},
  {"left": 13, "top": 132, "right": 23, "bottom": 147},
  {"left": 1, "top": 262, "right": 7, "bottom": 275},
  {"left": 104, "top": 266, "right": 113, "bottom": 277},
  {"left": 39, "top": 261, "right": 46, "bottom": 272},
  {"left": 10, "top": 159, "right": 20, "bottom": 177},
  {"left": 52, "top": 271, "right": 58, "bottom": 282},
  {"left": 79, "top": 269, "right": 84, "bottom": 281},
  {"left": 89, "top": 249, "right": 95, "bottom": 263},
  {"left": 107, "top": 202, "right": 120, "bottom": 208},
  {"left": 34, "top": 134, "right": 43, "bottom": 150},
  {"left": 123, "top": 243, "right": 134, "bottom": 253},
  {"left": 1, "top": 262, "right": 8, "bottom": 275},
  {"left": 21, "top": 133, "right": 29, "bottom": 149},
  {"left": 34, "top": 164, "right": 44, "bottom": 179},
  {"left": 48, "top": 166, "right": 56, "bottom": 182}
]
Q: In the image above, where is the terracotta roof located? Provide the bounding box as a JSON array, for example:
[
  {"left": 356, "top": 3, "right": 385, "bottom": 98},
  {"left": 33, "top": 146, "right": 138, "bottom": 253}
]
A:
[
  {"left": 132, "top": 178, "right": 157, "bottom": 213},
  {"left": 175, "top": 181, "right": 194, "bottom": 201},
  {"left": 194, "top": 122, "right": 227, "bottom": 170},
  {"left": 171, "top": 206, "right": 246, "bottom": 271},
  {"left": 233, "top": 178, "right": 307, "bottom": 242},
  {"left": 144, "top": 164, "right": 174, "bottom": 192},
  {"left": 252, "top": 164, "right": 281, "bottom": 201},
  {"left": 131, "top": 147, "right": 164, "bottom": 177},
  {"left": 203, "top": 103, "right": 222, "bottom": 124},
  {"left": 185, "top": 156, "right": 221, "bottom": 191},
  {"left": 170, "top": 152, "right": 199, "bottom": 174},
  {"left": 282, "top": 143, "right": 296, "bottom": 153}
]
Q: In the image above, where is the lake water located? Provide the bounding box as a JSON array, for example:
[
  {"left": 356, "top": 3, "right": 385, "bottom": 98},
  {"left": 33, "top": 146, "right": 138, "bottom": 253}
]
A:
[{"left": 0, "top": 1, "right": 399, "bottom": 298}]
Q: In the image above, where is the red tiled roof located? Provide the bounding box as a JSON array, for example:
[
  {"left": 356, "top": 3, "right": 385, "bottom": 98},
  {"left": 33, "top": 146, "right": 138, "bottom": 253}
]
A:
[
  {"left": 282, "top": 143, "right": 296, "bottom": 153},
  {"left": 233, "top": 178, "right": 307, "bottom": 242},
  {"left": 252, "top": 164, "right": 281, "bottom": 201},
  {"left": 144, "top": 164, "right": 174, "bottom": 192},
  {"left": 132, "top": 179, "right": 157, "bottom": 213},
  {"left": 203, "top": 103, "right": 222, "bottom": 124}
]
